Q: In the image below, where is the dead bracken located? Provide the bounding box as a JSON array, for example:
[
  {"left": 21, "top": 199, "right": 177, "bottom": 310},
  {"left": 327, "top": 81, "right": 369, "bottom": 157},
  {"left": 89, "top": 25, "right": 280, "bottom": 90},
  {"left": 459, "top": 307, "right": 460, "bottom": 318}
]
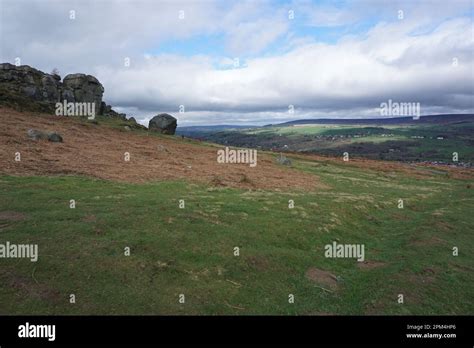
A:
[{"left": 0, "top": 107, "right": 324, "bottom": 191}]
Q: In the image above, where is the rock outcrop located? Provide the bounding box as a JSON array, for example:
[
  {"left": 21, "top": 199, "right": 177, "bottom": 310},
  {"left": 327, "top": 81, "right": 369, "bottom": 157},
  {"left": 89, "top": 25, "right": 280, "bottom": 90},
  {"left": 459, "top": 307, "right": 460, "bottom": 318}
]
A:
[
  {"left": 0, "top": 63, "right": 125, "bottom": 119},
  {"left": 0, "top": 63, "right": 171, "bottom": 131},
  {"left": 99, "top": 101, "right": 127, "bottom": 119},
  {"left": 0, "top": 64, "right": 62, "bottom": 112},
  {"left": 148, "top": 113, "right": 177, "bottom": 135}
]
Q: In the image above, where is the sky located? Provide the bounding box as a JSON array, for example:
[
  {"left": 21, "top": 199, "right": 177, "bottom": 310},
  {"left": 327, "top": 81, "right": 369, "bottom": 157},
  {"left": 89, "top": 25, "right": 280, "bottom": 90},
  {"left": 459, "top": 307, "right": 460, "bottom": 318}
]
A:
[{"left": 0, "top": 0, "right": 473, "bottom": 126}]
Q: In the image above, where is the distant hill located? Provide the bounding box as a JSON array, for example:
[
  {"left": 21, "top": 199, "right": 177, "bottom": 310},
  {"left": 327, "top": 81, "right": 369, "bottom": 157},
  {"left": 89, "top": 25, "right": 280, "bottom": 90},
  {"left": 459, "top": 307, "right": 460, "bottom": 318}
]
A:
[
  {"left": 179, "top": 113, "right": 474, "bottom": 164},
  {"left": 177, "top": 124, "right": 256, "bottom": 136},
  {"left": 177, "top": 114, "right": 474, "bottom": 131},
  {"left": 271, "top": 114, "right": 474, "bottom": 126}
]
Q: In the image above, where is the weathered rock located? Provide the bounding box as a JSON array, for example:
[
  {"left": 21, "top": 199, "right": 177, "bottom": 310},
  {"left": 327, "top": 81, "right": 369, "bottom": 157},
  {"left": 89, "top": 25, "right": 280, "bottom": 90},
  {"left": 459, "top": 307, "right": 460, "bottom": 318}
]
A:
[
  {"left": 149, "top": 113, "right": 177, "bottom": 135},
  {"left": 0, "top": 63, "right": 61, "bottom": 112},
  {"left": 126, "top": 117, "right": 145, "bottom": 129},
  {"left": 99, "top": 101, "right": 107, "bottom": 115},
  {"left": 62, "top": 73, "right": 104, "bottom": 113},
  {"left": 47, "top": 132, "right": 63, "bottom": 142},
  {"left": 27, "top": 129, "right": 49, "bottom": 140},
  {"left": 27, "top": 128, "right": 63, "bottom": 142},
  {"left": 61, "top": 88, "right": 75, "bottom": 103},
  {"left": 41, "top": 75, "right": 60, "bottom": 101},
  {"left": 157, "top": 144, "right": 168, "bottom": 152},
  {"left": 0, "top": 63, "right": 137, "bottom": 121},
  {"left": 101, "top": 103, "right": 125, "bottom": 119},
  {"left": 0, "top": 63, "right": 110, "bottom": 116},
  {"left": 275, "top": 154, "right": 292, "bottom": 166}
]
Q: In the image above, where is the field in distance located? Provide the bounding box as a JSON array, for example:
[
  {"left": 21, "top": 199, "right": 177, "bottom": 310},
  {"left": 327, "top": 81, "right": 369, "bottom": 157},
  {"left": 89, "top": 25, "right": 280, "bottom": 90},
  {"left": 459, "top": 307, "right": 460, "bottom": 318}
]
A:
[{"left": 177, "top": 114, "right": 474, "bottom": 164}]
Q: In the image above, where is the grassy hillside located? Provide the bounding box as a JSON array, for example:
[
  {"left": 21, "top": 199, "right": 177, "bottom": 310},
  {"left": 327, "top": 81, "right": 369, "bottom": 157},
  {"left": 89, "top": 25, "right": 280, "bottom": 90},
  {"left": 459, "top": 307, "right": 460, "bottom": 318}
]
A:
[
  {"left": 1, "top": 159, "right": 473, "bottom": 315},
  {"left": 0, "top": 107, "right": 473, "bottom": 315}
]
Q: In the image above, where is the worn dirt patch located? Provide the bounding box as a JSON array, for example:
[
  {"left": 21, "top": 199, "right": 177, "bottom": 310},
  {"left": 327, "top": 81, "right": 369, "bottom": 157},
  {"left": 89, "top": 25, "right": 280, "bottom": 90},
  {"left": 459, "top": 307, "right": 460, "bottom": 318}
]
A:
[
  {"left": 357, "top": 260, "right": 386, "bottom": 270},
  {"left": 2, "top": 271, "right": 62, "bottom": 304},
  {"left": 0, "top": 211, "right": 28, "bottom": 221},
  {"left": 246, "top": 256, "right": 270, "bottom": 271},
  {"left": 305, "top": 267, "right": 339, "bottom": 289},
  {"left": 0, "top": 107, "right": 326, "bottom": 191},
  {"left": 0, "top": 211, "right": 27, "bottom": 232},
  {"left": 364, "top": 298, "right": 388, "bottom": 315},
  {"left": 81, "top": 214, "right": 97, "bottom": 223},
  {"left": 391, "top": 212, "right": 406, "bottom": 220},
  {"left": 409, "top": 267, "right": 437, "bottom": 284},
  {"left": 435, "top": 221, "right": 454, "bottom": 232},
  {"left": 409, "top": 236, "right": 447, "bottom": 247}
]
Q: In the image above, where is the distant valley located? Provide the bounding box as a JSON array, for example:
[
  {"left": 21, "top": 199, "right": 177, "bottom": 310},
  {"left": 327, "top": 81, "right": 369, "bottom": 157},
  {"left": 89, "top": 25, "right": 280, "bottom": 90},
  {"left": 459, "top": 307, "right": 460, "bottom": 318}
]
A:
[{"left": 177, "top": 114, "right": 474, "bottom": 164}]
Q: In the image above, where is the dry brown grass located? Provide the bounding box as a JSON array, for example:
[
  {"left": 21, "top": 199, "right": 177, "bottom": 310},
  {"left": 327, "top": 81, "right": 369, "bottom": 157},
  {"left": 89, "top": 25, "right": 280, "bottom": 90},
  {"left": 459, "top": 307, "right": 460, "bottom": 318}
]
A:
[{"left": 0, "top": 107, "right": 325, "bottom": 191}]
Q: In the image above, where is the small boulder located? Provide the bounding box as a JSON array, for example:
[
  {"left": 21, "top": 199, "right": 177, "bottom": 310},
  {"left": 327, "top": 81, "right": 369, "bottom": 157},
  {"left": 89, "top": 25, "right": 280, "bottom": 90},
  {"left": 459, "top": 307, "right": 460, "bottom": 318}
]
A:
[
  {"left": 27, "top": 129, "right": 62, "bottom": 142},
  {"left": 27, "top": 129, "right": 48, "bottom": 140},
  {"left": 149, "top": 113, "right": 177, "bottom": 135},
  {"left": 276, "top": 154, "right": 292, "bottom": 166},
  {"left": 157, "top": 144, "right": 168, "bottom": 152},
  {"left": 47, "top": 132, "right": 63, "bottom": 142}
]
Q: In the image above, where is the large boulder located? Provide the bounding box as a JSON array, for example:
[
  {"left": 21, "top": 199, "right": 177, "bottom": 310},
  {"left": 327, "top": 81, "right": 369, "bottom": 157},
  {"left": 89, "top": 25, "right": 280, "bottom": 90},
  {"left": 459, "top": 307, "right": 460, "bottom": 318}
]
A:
[
  {"left": 149, "top": 113, "right": 177, "bottom": 135},
  {"left": 62, "top": 73, "right": 104, "bottom": 113}
]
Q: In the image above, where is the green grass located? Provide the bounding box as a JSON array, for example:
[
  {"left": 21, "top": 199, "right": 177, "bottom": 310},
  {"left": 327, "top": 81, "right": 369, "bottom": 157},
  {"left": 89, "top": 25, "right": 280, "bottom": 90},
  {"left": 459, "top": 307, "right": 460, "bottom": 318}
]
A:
[
  {"left": 237, "top": 122, "right": 474, "bottom": 162},
  {"left": 0, "top": 157, "right": 473, "bottom": 315}
]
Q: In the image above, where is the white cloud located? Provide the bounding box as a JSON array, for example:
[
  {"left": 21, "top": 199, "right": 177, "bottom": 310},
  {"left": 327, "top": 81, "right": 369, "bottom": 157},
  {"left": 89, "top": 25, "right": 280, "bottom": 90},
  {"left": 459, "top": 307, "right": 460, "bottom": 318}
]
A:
[
  {"left": 93, "top": 15, "right": 473, "bottom": 125},
  {"left": 0, "top": 0, "right": 473, "bottom": 125},
  {"left": 225, "top": 16, "right": 289, "bottom": 55}
]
